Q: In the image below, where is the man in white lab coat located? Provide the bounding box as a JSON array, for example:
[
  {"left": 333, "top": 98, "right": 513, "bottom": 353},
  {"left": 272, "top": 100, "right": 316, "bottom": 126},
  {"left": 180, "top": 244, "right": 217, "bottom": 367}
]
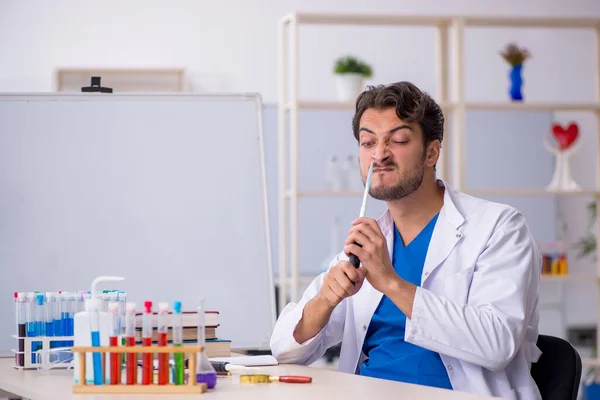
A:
[{"left": 270, "top": 81, "right": 543, "bottom": 400}]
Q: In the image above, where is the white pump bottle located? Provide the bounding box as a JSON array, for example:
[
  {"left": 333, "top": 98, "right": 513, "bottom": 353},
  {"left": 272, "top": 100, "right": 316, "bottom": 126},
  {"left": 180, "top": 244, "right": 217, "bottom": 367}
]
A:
[{"left": 73, "top": 276, "right": 124, "bottom": 384}]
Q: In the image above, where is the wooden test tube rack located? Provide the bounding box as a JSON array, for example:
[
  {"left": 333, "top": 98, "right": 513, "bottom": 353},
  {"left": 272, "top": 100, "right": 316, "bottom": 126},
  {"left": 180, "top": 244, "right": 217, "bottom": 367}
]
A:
[{"left": 71, "top": 344, "right": 206, "bottom": 394}]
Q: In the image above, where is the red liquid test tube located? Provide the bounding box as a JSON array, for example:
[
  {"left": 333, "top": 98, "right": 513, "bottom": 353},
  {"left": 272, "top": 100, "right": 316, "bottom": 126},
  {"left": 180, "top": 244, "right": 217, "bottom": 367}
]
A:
[
  {"left": 142, "top": 337, "right": 152, "bottom": 384},
  {"left": 142, "top": 301, "right": 153, "bottom": 385},
  {"left": 157, "top": 302, "right": 170, "bottom": 385},
  {"left": 125, "top": 302, "right": 137, "bottom": 385},
  {"left": 109, "top": 336, "right": 120, "bottom": 384},
  {"left": 126, "top": 336, "right": 137, "bottom": 385},
  {"left": 108, "top": 302, "right": 121, "bottom": 385}
]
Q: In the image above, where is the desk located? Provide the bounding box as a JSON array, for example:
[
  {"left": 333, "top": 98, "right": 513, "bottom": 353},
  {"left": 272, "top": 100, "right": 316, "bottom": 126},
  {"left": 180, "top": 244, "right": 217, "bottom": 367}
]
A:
[{"left": 0, "top": 358, "right": 498, "bottom": 400}]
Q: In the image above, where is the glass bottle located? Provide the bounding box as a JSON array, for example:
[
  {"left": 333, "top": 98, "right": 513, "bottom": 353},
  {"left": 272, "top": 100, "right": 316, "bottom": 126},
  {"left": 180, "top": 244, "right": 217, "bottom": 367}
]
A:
[{"left": 325, "top": 156, "right": 343, "bottom": 191}]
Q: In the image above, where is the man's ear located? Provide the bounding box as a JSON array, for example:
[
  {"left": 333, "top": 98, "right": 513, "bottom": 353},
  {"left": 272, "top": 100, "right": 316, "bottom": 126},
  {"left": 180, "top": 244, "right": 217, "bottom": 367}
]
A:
[{"left": 426, "top": 140, "right": 441, "bottom": 167}]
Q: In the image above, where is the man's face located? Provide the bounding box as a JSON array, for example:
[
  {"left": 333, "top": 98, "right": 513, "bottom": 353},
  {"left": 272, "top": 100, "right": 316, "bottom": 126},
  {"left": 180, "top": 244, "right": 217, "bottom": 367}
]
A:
[{"left": 358, "top": 108, "right": 431, "bottom": 201}]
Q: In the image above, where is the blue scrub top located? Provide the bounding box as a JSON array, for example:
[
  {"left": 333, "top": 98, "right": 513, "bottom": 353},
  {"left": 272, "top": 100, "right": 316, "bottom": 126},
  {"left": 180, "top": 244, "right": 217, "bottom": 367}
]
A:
[{"left": 359, "top": 213, "right": 452, "bottom": 389}]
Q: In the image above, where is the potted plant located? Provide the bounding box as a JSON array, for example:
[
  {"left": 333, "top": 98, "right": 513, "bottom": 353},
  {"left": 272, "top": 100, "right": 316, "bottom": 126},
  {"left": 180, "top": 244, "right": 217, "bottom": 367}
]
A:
[
  {"left": 575, "top": 201, "right": 597, "bottom": 261},
  {"left": 333, "top": 55, "right": 373, "bottom": 102},
  {"left": 500, "top": 43, "right": 531, "bottom": 101}
]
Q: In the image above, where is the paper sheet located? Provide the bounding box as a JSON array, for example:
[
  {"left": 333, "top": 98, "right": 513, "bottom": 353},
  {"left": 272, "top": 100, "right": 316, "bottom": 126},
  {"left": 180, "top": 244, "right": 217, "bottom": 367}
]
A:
[{"left": 208, "top": 355, "right": 279, "bottom": 366}]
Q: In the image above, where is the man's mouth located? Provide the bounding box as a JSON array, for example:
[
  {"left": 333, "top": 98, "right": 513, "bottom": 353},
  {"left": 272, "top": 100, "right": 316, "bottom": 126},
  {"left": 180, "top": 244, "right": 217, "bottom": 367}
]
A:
[{"left": 373, "top": 166, "right": 395, "bottom": 173}]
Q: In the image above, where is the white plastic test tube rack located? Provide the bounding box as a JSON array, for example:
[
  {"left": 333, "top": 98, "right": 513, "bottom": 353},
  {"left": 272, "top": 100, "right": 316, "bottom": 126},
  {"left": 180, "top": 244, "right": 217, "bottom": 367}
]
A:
[{"left": 11, "top": 334, "right": 75, "bottom": 370}]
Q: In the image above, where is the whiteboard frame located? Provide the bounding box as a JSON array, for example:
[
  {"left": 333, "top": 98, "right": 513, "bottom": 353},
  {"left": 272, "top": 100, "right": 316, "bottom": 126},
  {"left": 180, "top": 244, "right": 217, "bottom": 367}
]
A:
[{"left": 0, "top": 92, "right": 277, "bottom": 353}]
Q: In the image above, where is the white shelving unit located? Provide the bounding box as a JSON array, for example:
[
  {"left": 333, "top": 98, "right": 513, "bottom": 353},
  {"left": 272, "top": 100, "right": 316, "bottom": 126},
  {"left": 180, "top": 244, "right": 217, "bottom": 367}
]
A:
[{"left": 277, "top": 11, "right": 600, "bottom": 365}]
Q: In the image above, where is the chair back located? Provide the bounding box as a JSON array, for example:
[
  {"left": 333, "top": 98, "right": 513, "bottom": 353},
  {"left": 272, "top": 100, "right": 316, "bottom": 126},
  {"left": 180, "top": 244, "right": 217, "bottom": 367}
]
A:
[{"left": 531, "top": 334, "right": 582, "bottom": 400}]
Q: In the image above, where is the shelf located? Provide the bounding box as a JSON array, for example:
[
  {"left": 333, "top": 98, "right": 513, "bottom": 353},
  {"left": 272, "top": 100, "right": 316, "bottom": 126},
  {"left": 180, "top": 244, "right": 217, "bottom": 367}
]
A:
[
  {"left": 285, "top": 101, "right": 354, "bottom": 110},
  {"left": 285, "top": 101, "right": 600, "bottom": 112},
  {"left": 462, "top": 16, "right": 600, "bottom": 29},
  {"left": 286, "top": 189, "right": 599, "bottom": 198},
  {"left": 462, "top": 102, "right": 600, "bottom": 112},
  {"left": 541, "top": 275, "right": 597, "bottom": 282},
  {"left": 285, "top": 12, "right": 449, "bottom": 27},
  {"left": 465, "top": 188, "right": 600, "bottom": 197},
  {"left": 292, "top": 190, "right": 363, "bottom": 198},
  {"left": 279, "top": 274, "right": 595, "bottom": 286},
  {"left": 583, "top": 358, "right": 600, "bottom": 367},
  {"left": 277, "top": 275, "right": 320, "bottom": 286},
  {"left": 282, "top": 12, "right": 600, "bottom": 29}
]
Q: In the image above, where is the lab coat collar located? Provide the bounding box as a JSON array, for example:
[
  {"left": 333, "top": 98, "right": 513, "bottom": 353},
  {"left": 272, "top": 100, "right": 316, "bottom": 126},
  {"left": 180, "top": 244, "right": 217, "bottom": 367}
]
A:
[
  {"left": 374, "top": 179, "right": 465, "bottom": 231},
  {"left": 373, "top": 179, "right": 465, "bottom": 286}
]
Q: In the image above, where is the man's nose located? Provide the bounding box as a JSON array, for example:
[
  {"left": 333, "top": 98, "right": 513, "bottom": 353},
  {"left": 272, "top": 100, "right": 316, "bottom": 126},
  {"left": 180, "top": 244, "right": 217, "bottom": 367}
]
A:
[{"left": 372, "top": 144, "right": 388, "bottom": 163}]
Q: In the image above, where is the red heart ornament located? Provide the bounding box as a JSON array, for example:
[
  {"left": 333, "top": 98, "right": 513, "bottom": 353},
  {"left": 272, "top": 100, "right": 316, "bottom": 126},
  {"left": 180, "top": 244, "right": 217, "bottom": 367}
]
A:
[{"left": 552, "top": 122, "right": 579, "bottom": 151}]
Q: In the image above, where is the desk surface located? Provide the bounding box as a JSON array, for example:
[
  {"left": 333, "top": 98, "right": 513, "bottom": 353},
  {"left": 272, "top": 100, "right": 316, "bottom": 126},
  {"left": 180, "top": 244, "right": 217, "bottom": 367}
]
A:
[{"left": 0, "top": 358, "right": 497, "bottom": 400}]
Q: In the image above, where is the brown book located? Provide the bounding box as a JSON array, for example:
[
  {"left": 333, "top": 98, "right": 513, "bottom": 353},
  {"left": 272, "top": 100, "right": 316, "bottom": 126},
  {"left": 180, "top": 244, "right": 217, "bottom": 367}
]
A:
[
  {"left": 134, "top": 310, "right": 219, "bottom": 328},
  {"left": 135, "top": 326, "right": 216, "bottom": 342}
]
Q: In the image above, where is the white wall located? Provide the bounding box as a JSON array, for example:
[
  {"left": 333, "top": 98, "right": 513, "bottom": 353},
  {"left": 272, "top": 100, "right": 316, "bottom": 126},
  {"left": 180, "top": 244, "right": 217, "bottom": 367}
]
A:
[
  {"left": 1, "top": 0, "right": 600, "bottom": 334},
  {"left": 0, "top": 0, "right": 599, "bottom": 103}
]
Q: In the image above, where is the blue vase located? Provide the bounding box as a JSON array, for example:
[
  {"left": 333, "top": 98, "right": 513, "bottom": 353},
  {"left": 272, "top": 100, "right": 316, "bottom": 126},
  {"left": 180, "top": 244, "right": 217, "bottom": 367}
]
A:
[{"left": 509, "top": 64, "right": 523, "bottom": 101}]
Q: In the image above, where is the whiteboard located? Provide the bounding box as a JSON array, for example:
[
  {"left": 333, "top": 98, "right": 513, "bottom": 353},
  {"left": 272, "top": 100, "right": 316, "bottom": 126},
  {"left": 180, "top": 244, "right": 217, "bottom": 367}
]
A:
[{"left": 0, "top": 93, "right": 275, "bottom": 355}]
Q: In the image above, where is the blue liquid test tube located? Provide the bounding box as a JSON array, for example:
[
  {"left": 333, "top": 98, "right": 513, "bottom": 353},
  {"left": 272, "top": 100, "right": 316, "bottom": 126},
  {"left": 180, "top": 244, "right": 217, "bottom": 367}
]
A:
[
  {"left": 56, "top": 292, "right": 65, "bottom": 348},
  {"left": 25, "top": 293, "right": 37, "bottom": 364},
  {"left": 45, "top": 293, "right": 55, "bottom": 345},
  {"left": 65, "top": 293, "right": 75, "bottom": 347},
  {"left": 34, "top": 294, "right": 45, "bottom": 363}
]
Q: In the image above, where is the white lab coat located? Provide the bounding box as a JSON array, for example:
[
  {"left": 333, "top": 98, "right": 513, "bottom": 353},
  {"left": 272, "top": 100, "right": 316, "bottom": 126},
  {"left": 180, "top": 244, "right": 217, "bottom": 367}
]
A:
[{"left": 270, "top": 180, "right": 543, "bottom": 400}]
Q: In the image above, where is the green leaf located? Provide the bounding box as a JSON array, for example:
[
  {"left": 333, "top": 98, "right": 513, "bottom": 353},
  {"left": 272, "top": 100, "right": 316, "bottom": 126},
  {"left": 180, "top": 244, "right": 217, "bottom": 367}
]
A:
[{"left": 333, "top": 55, "right": 373, "bottom": 78}]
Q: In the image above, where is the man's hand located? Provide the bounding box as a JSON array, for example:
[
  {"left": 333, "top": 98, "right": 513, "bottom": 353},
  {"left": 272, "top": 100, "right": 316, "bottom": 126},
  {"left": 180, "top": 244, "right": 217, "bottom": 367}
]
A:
[
  {"left": 293, "top": 261, "right": 365, "bottom": 344},
  {"left": 316, "top": 261, "right": 366, "bottom": 308},
  {"left": 344, "top": 217, "right": 397, "bottom": 294}
]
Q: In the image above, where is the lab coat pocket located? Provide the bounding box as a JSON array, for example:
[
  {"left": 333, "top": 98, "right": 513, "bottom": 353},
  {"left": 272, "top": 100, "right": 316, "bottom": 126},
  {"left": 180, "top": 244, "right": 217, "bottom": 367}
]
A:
[{"left": 443, "top": 266, "right": 475, "bottom": 303}]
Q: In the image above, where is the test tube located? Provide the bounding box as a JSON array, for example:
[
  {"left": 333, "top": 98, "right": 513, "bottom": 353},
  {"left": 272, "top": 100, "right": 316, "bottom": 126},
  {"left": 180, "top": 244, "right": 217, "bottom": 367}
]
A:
[
  {"left": 78, "top": 291, "right": 86, "bottom": 313},
  {"left": 102, "top": 291, "right": 110, "bottom": 312},
  {"left": 125, "top": 302, "right": 137, "bottom": 385},
  {"left": 45, "top": 293, "right": 55, "bottom": 342},
  {"left": 15, "top": 292, "right": 26, "bottom": 367},
  {"left": 54, "top": 293, "right": 63, "bottom": 348},
  {"left": 34, "top": 294, "right": 45, "bottom": 363},
  {"left": 117, "top": 291, "right": 127, "bottom": 365},
  {"left": 142, "top": 301, "right": 153, "bottom": 385},
  {"left": 173, "top": 301, "right": 184, "bottom": 385},
  {"left": 157, "top": 302, "right": 169, "bottom": 385},
  {"left": 25, "top": 293, "right": 36, "bottom": 364},
  {"left": 65, "top": 293, "right": 76, "bottom": 347},
  {"left": 108, "top": 301, "right": 120, "bottom": 385}
]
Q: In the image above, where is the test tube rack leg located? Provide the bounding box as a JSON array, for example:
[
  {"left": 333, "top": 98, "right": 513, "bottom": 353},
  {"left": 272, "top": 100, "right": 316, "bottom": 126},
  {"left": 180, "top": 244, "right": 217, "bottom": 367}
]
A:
[{"left": 71, "top": 344, "right": 206, "bottom": 394}]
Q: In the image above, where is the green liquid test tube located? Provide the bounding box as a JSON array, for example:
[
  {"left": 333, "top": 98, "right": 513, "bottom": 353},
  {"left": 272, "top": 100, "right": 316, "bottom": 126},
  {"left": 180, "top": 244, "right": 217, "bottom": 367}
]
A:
[
  {"left": 174, "top": 343, "right": 185, "bottom": 385},
  {"left": 173, "top": 301, "right": 184, "bottom": 385}
]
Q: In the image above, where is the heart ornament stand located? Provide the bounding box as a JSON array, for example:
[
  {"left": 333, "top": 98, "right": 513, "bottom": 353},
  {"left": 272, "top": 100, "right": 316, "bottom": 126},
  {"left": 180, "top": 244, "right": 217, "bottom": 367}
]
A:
[{"left": 544, "top": 122, "right": 581, "bottom": 192}]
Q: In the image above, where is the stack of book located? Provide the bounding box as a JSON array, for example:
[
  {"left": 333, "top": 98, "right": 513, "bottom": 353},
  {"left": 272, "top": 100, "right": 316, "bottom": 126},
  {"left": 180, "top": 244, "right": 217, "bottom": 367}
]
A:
[{"left": 134, "top": 310, "right": 231, "bottom": 357}]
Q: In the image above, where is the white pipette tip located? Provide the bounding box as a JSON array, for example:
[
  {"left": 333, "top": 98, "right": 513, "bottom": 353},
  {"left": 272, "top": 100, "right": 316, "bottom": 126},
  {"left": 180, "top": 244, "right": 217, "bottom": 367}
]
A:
[{"left": 359, "top": 161, "right": 375, "bottom": 218}]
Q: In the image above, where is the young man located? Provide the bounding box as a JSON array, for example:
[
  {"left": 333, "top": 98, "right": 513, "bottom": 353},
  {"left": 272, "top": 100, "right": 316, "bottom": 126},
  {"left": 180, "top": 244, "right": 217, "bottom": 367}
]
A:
[{"left": 270, "top": 82, "right": 542, "bottom": 399}]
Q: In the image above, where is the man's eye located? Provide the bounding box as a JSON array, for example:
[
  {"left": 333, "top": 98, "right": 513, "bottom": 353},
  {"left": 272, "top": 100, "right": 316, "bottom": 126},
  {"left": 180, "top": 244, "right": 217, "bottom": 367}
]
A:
[
  {"left": 392, "top": 140, "right": 408, "bottom": 144},
  {"left": 361, "top": 142, "right": 374, "bottom": 148}
]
